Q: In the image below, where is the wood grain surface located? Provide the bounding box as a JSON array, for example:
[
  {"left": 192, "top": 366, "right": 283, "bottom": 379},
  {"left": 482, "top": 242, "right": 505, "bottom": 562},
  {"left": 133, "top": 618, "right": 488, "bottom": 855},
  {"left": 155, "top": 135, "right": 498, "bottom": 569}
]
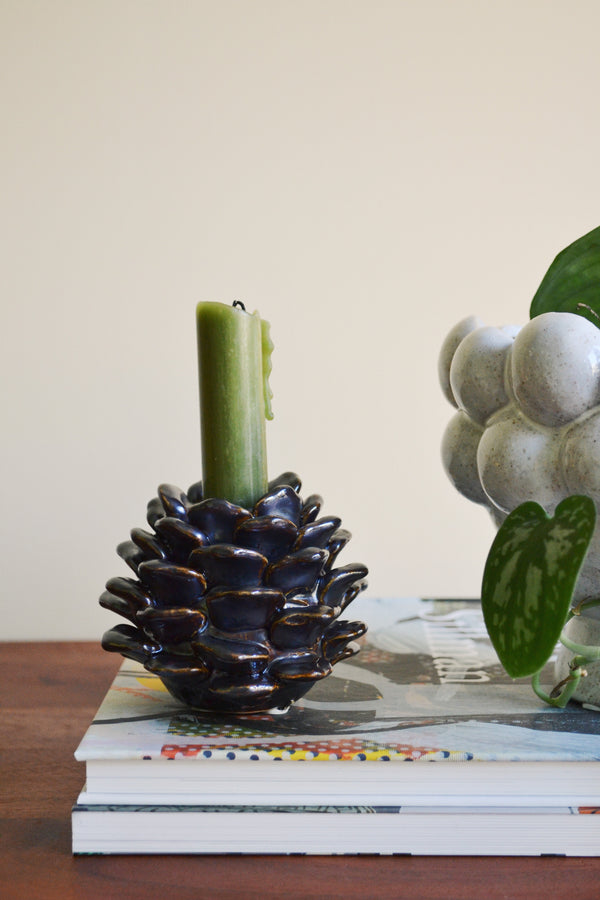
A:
[{"left": 2, "top": 641, "right": 599, "bottom": 900}]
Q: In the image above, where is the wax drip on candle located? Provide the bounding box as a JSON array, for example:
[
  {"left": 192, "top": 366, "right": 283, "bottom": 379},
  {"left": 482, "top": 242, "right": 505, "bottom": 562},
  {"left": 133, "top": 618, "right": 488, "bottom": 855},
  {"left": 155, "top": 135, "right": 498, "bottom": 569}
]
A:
[
  {"left": 230, "top": 300, "right": 273, "bottom": 419},
  {"left": 261, "top": 318, "right": 274, "bottom": 420}
]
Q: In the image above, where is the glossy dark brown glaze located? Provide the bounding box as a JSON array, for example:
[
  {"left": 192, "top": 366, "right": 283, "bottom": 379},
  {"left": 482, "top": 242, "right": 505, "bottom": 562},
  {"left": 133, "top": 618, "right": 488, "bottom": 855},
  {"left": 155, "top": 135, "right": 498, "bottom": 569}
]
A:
[{"left": 100, "top": 473, "right": 368, "bottom": 712}]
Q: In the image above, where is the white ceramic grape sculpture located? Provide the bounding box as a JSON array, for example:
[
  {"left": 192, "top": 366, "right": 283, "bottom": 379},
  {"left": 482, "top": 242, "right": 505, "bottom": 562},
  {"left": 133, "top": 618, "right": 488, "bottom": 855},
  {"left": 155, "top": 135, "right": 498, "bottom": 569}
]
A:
[{"left": 439, "top": 311, "right": 600, "bottom": 605}]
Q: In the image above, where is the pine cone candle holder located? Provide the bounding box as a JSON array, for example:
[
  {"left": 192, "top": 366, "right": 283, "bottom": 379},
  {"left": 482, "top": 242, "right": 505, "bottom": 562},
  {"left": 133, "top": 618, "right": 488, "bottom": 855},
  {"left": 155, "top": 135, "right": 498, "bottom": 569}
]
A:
[{"left": 100, "top": 472, "right": 368, "bottom": 713}]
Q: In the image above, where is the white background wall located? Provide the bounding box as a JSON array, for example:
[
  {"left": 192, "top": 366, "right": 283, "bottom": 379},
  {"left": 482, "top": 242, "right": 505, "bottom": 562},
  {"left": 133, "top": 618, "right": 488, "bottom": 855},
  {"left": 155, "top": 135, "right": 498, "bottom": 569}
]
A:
[{"left": 3, "top": 0, "right": 600, "bottom": 639}]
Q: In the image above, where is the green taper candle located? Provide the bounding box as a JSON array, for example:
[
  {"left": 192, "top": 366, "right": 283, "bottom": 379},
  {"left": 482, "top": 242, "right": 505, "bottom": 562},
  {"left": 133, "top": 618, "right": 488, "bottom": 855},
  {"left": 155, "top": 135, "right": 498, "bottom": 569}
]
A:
[{"left": 196, "top": 301, "right": 273, "bottom": 508}]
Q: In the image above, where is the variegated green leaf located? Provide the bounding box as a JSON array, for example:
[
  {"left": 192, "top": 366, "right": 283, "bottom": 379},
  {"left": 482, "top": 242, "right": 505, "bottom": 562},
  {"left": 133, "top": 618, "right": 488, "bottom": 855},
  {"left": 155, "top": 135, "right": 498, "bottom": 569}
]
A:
[
  {"left": 481, "top": 496, "right": 596, "bottom": 678},
  {"left": 530, "top": 226, "right": 600, "bottom": 323}
]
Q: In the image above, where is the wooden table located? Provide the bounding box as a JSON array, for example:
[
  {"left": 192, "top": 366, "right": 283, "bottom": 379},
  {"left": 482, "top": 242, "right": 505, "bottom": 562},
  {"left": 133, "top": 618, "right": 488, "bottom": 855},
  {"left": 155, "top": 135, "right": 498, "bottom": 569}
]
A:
[{"left": 2, "top": 642, "right": 600, "bottom": 899}]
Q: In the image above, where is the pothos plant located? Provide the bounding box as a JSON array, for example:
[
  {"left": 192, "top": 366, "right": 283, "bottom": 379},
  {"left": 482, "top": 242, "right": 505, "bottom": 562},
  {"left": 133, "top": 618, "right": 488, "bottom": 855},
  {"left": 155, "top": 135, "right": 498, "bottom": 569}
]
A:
[
  {"left": 481, "top": 495, "right": 600, "bottom": 707},
  {"left": 482, "top": 225, "right": 600, "bottom": 708}
]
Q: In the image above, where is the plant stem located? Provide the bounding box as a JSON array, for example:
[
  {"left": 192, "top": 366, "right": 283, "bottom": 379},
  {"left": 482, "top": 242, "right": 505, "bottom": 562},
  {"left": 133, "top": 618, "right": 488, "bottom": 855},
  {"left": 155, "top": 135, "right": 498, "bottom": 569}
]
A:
[
  {"left": 531, "top": 668, "right": 585, "bottom": 708},
  {"left": 566, "top": 596, "right": 600, "bottom": 620},
  {"left": 559, "top": 634, "right": 600, "bottom": 660},
  {"left": 532, "top": 630, "right": 600, "bottom": 707}
]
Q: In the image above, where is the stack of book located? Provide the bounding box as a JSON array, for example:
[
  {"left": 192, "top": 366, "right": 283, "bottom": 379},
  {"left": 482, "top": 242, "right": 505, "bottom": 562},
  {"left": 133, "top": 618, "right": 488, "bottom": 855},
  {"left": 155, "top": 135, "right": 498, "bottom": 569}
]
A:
[{"left": 72, "top": 597, "right": 600, "bottom": 855}]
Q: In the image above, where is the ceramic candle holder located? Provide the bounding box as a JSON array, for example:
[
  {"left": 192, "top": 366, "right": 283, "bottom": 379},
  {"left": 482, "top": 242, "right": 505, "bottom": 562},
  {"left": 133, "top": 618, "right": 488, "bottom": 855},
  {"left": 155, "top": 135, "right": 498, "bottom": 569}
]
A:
[
  {"left": 439, "top": 311, "right": 600, "bottom": 705},
  {"left": 100, "top": 472, "right": 368, "bottom": 713}
]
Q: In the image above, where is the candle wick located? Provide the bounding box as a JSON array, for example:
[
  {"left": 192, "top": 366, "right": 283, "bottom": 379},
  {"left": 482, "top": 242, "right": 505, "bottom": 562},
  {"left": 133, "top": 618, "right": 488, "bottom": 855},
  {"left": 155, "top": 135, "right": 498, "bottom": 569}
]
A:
[{"left": 232, "top": 300, "right": 246, "bottom": 311}]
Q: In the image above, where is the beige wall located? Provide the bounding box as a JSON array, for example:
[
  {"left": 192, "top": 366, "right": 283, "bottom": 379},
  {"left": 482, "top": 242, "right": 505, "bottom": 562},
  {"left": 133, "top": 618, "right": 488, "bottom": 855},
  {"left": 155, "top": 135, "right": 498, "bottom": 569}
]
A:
[{"left": 3, "top": 1, "right": 600, "bottom": 639}]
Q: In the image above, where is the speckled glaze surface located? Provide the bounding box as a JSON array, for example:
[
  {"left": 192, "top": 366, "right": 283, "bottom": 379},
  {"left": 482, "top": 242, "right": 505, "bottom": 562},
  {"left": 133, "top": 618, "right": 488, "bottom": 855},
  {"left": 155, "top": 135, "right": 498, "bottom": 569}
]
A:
[
  {"left": 440, "top": 311, "right": 600, "bottom": 704},
  {"left": 100, "top": 472, "right": 368, "bottom": 713}
]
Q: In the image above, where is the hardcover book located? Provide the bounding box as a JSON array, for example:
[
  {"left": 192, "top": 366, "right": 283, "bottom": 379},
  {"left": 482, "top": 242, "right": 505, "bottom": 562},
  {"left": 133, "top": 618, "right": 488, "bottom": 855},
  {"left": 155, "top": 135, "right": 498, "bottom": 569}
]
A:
[{"left": 72, "top": 597, "right": 600, "bottom": 855}]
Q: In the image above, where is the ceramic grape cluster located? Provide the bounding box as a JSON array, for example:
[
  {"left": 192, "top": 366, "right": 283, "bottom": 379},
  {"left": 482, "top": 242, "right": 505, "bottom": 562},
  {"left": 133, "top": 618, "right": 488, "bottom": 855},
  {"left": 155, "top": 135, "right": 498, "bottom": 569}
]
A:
[{"left": 439, "top": 310, "right": 600, "bottom": 604}]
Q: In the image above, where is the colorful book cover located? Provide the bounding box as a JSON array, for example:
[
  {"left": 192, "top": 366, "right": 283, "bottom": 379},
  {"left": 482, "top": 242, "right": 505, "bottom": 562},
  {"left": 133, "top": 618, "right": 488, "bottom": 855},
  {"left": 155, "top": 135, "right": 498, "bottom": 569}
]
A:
[{"left": 76, "top": 597, "right": 600, "bottom": 765}]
